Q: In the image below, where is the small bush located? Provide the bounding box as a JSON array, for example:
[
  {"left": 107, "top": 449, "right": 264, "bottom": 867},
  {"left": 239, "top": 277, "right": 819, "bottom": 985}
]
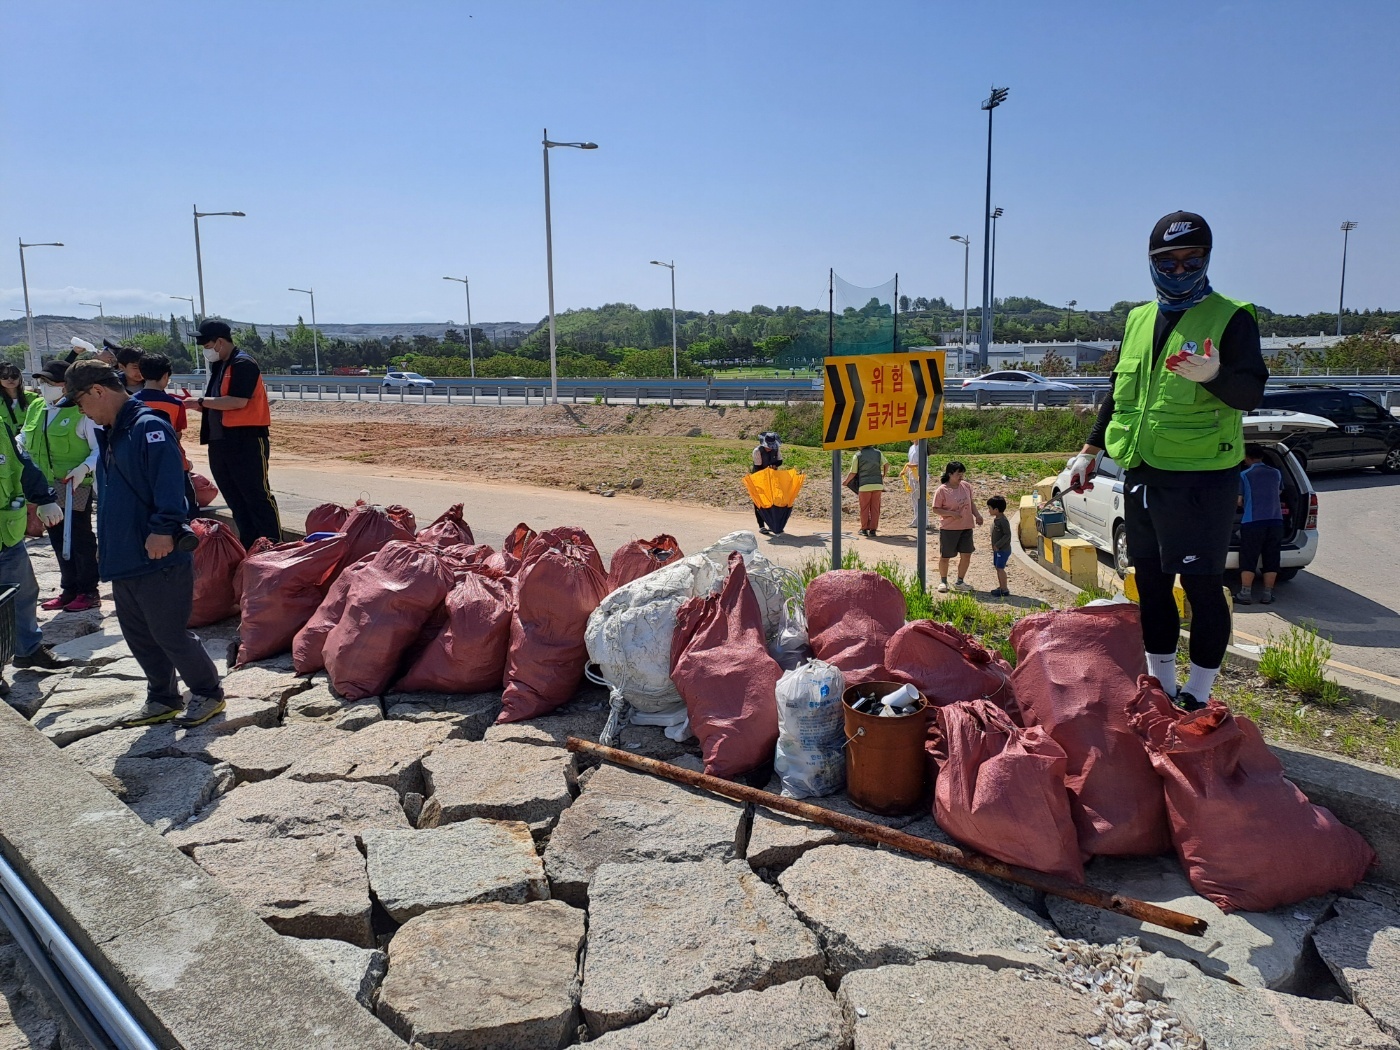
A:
[
  {"left": 1074, "top": 584, "right": 1115, "bottom": 607},
  {"left": 1258, "top": 622, "right": 1344, "bottom": 705}
]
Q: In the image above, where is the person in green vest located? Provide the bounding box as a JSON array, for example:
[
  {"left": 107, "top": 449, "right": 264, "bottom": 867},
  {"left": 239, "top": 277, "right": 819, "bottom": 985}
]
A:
[
  {"left": 0, "top": 410, "right": 73, "bottom": 695},
  {"left": 847, "top": 445, "right": 888, "bottom": 537},
  {"left": 1066, "top": 211, "right": 1268, "bottom": 711},
  {"left": 21, "top": 361, "right": 102, "bottom": 612}
]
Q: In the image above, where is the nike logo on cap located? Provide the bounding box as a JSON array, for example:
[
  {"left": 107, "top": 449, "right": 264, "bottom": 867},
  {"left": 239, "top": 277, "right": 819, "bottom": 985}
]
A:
[{"left": 1162, "top": 222, "right": 1196, "bottom": 242}]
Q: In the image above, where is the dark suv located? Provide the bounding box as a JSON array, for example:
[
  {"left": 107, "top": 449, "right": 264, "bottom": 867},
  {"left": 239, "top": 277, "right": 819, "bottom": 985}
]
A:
[{"left": 1257, "top": 388, "right": 1400, "bottom": 474}]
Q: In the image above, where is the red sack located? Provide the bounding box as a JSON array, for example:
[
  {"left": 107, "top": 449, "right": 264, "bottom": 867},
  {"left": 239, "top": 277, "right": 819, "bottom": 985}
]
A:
[
  {"left": 397, "top": 571, "right": 516, "bottom": 694},
  {"left": 497, "top": 533, "right": 609, "bottom": 722},
  {"left": 806, "top": 571, "right": 907, "bottom": 686},
  {"left": 886, "top": 620, "right": 1016, "bottom": 712},
  {"left": 439, "top": 544, "right": 510, "bottom": 580},
  {"left": 238, "top": 534, "right": 350, "bottom": 665},
  {"left": 934, "top": 699, "right": 1084, "bottom": 883},
  {"left": 503, "top": 523, "right": 537, "bottom": 560},
  {"left": 306, "top": 502, "right": 350, "bottom": 535},
  {"left": 189, "top": 518, "right": 246, "bottom": 628},
  {"left": 191, "top": 472, "right": 219, "bottom": 508},
  {"left": 670, "top": 553, "right": 782, "bottom": 779},
  {"left": 531, "top": 526, "right": 606, "bottom": 577},
  {"left": 607, "top": 534, "right": 683, "bottom": 591},
  {"left": 25, "top": 503, "right": 43, "bottom": 538},
  {"left": 322, "top": 542, "right": 456, "bottom": 700},
  {"left": 385, "top": 504, "right": 417, "bottom": 535},
  {"left": 233, "top": 537, "right": 277, "bottom": 605},
  {"left": 417, "top": 504, "right": 475, "bottom": 548},
  {"left": 1130, "top": 678, "right": 1375, "bottom": 912},
  {"left": 292, "top": 554, "right": 377, "bottom": 674},
  {"left": 1010, "top": 605, "right": 1169, "bottom": 857},
  {"left": 338, "top": 501, "right": 415, "bottom": 576}
]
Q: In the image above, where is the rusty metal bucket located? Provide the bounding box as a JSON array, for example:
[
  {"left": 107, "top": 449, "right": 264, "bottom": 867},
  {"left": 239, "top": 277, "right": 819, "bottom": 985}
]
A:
[{"left": 842, "top": 681, "right": 929, "bottom": 816}]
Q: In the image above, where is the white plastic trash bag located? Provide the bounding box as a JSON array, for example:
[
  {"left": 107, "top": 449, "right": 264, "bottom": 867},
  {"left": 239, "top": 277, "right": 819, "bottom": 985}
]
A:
[
  {"left": 691, "top": 530, "right": 800, "bottom": 643},
  {"left": 774, "top": 659, "right": 847, "bottom": 799}
]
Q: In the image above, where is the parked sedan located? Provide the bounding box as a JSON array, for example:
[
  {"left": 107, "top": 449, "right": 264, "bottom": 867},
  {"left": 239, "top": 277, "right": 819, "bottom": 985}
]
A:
[
  {"left": 382, "top": 371, "right": 436, "bottom": 390},
  {"left": 1257, "top": 388, "right": 1400, "bottom": 474},
  {"left": 961, "top": 371, "right": 1080, "bottom": 400},
  {"left": 1049, "top": 412, "right": 1331, "bottom": 579}
]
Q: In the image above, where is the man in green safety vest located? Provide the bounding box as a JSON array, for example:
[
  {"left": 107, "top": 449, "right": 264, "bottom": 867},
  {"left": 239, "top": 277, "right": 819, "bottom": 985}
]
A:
[{"left": 1067, "top": 211, "right": 1268, "bottom": 711}]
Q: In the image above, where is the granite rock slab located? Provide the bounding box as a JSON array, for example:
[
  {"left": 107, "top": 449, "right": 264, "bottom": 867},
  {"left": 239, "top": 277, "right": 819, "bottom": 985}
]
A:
[
  {"left": 419, "top": 740, "right": 573, "bottom": 837},
  {"left": 286, "top": 719, "right": 452, "bottom": 798},
  {"left": 384, "top": 691, "right": 501, "bottom": 739},
  {"left": 96, "top": 756, "right": 235, "bottom": 834},
  {"left": 202, "top": 722, "right": 343, "bottom": 784},
  {"left": 286, "top": 678, "right": 383, "bottom": 731},
  {"left": 285, "top": 936, "right": 388, "bottom": 1010},
  {"left": 1314, "top": 897, "right": 1400, "bottom": 1038}
]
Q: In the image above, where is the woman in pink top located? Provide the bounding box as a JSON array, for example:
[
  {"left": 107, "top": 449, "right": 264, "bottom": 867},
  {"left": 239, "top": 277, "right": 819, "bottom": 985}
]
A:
[{"left": 932, "top": 460, "right": 982, "bottom": 592}]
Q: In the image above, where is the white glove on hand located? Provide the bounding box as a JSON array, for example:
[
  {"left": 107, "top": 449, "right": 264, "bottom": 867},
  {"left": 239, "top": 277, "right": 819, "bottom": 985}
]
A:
[
  {"left": 37, "top": 502, "right": 63, "bottom": 528},
  {"left": 1165, "top": 336, "right": 1221, "bottom": 384},
  {"left": 1066, "top": 452, "right": 1101, "bottom": 493},
  {"left": 65, "top": 463, "right": 91, "bottom": 484}
]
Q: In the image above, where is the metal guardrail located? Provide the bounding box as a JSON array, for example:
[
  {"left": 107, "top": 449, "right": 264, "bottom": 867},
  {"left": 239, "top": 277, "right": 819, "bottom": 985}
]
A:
[{"left": 173, "top": 373, "right": 1400, "bottom": 410}]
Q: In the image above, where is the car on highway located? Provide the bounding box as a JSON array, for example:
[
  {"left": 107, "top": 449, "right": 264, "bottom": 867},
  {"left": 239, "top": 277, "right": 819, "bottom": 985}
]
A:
[
  {"left": 1256, "top": 388, "right": 1400, "bottom": 474},
  {"left": 382, "top": 371, "right": 436, "bottom": 390},
  {"left": 960, "top": 371, "right": 1080, "bottom": 399},
  {"left": 1049, "top": 412, "right": 1332, "bottom": 579}
]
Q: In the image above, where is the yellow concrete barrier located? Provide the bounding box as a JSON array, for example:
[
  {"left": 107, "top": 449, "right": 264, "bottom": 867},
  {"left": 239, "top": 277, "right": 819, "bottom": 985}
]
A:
[
  {"left": 1034, "top": 476, "right": 1059, "bottom": 503},
  {"left": 1018, "top": 496, "right": 1039, "bottom": 549},
  {"left": 1057, "top": 537, "right": 1098, "bottom": 590},
  {"left": 1123, "top": 569, "right": 1234, "bottom": 621}
]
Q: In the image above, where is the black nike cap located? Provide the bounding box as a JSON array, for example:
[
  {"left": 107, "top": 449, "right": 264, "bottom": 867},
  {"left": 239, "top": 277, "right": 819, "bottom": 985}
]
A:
[{"left": 1149, "top": 211, "right": 1212, "bottom": 255}]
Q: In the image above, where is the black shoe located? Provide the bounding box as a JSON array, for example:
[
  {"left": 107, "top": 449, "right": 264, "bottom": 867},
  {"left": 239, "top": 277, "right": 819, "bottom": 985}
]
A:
[
  {"left": 0, "top": 675, "right": 9, "bottom": 697},
  {"left": 121, "top": 701, "right": 183, "bottom": 727},
  {"left": 13, "top": 646, "right": 75, "bottom": 671},
  {"left": 1234, "top": 588, "right": 1252, "bottom": 605},
  {"left": 1260, "top": 590, "right": 1275, "bottom": 605},
  {"left": 758, "top": 525, "right": 771, "bottom": 535},
  {"left": 1175, "top": 691, "right": 1208, "bottom": 713}
]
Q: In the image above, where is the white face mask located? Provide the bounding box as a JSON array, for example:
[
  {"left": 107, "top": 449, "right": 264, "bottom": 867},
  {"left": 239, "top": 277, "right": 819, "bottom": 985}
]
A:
[
  {"left": 203, "top": 348, "right": 221, "bottom": 364},
  {"left": 41, "top": 385, "right": 64, "bottom": 405}
]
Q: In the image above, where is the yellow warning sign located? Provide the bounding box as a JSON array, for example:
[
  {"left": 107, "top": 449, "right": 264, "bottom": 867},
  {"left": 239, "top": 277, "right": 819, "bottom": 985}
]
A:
[{"left": 821, "top": 351, "right": 945, "bottom": 450}]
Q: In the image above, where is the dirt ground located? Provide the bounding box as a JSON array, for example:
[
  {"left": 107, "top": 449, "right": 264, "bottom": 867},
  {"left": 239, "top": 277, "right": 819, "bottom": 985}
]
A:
[{"left": 267, "top": 401, "right": 1062, "bottom": 522}]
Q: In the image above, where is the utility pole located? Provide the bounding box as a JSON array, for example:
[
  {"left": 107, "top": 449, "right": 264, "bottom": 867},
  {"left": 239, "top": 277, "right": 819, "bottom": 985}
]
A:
[{"left": 977, "top": 86, "right": 1008, "bottom": 370}]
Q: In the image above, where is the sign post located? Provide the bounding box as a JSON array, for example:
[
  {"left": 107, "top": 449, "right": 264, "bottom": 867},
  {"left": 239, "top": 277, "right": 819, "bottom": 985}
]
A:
[{"left": 822, "top": 350, "right": 945, "bottom": 586}]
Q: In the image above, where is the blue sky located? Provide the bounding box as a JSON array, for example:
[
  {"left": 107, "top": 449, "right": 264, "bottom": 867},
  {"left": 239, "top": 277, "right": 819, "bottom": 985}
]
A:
[{"left": 3, "top": 1, "right": 1397, "bottom": 328}]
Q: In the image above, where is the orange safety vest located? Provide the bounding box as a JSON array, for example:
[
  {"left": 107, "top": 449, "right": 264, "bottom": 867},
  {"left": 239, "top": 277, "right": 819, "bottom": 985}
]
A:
[{"left": 219, "top": 359, "right": 272, "bottom": 427}]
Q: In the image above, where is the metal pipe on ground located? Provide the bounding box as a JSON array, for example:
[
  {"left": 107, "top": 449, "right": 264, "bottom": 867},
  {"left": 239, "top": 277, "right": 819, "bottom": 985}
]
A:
[{"left": 566, "top": 738, "right": 1208, "bottom": 937}]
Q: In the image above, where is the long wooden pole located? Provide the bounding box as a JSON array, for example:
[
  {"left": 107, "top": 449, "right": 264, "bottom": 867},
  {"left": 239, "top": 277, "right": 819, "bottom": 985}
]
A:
[{"left": 566, "top": 738, "right": 1208, "bottom": 938}]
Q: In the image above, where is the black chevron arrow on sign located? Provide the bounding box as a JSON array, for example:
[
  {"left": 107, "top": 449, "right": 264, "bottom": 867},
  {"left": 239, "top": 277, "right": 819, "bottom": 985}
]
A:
[
  {"left": 909, "top": 360, "right": 927, "bottom": 434},
  {"left": 925, "top": 357, "right": 944, "bottom": 431},
  {"left": 843, "top": 362, "right": 865, "bottom": 442},
  {"left": 824, "top": 362, "right": 845, "bottom": 444}
]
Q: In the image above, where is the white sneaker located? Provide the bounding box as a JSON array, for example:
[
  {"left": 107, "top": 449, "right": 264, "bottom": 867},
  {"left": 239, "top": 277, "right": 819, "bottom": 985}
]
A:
[
  {"left": 936, "top": 580, "right": 949, "bottom": 593},
  {"left": 954, "top": 579, "right": 973, "bottom": 591}
]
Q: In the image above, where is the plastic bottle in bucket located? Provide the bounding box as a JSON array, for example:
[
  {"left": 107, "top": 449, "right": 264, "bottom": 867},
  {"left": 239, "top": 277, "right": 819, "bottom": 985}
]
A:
[{"left": 842, "top": 680, "right": 928, "bottom": 816}]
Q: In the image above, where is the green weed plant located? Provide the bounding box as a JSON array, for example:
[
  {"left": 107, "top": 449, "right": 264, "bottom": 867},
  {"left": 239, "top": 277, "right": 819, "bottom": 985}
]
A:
[{"left": 1257, "top": 621, "right": 1344, "bottom": 705}]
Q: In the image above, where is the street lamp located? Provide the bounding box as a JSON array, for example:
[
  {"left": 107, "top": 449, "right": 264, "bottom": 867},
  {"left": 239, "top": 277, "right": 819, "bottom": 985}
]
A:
[
  {"left": 169, "top": 295, "right": 197, "bottom": 366},
  {"left": 78, "top": 300, "right": 106, "bottom": 345},
  {"left": 442, "top": 276, "right": 476, "bottom": 378},
  {"left": 1337, "top": 221, "right": 1358, "bottom": 338},
  {"left": 977, "top": 85, "right": 1008, "bottom": 370},
  {"left": 649, "top": 260, "right": 678, "bottom": 379},
  {"left": 18, "top": 239, "right": 63, "bottom": 373},
  {"left": 948, "top": 235, "right": 970, "bottom": 374},
  {"left": 288, "top": 287, "right": 320, "bottom": 375},
  {"left": 988, "top": 207, "right": 1004, "bottom": 348},
  {"left": 543, "top": 128, "right": 598, "bottom": 404},
  {"left": 192, "top": 205, "right": 245, "bottom": 320}
]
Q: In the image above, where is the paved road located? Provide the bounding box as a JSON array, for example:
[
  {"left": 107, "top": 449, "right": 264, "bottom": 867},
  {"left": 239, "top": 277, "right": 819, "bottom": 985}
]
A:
[{"left": 1231, "top": 469, "right": 1400, "bottom": 685}]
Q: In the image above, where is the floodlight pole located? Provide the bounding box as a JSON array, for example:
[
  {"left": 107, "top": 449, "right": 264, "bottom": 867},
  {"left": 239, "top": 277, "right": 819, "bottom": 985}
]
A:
[
  {"left": 1337, "top": 221, "right": 1357, "bottom": 338},
  {"left": 977, "top": 86, "right": 1008, "bottom": 370}
]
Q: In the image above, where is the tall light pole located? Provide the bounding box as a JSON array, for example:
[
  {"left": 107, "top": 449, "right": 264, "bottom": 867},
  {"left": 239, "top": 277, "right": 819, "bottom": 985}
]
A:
[
  {"left": 988, "top": 207, "right": 1004, "bottom": 347},
  {"left": 169, "top": 295, "right": 197, "bottom": 366},
  {"left": 288, "top": 287, "right": 320, "bottom": 375},
  {"left": 18, "top": 239, "right": 63, "bottom": 373},
  {"left": 543, "top": 129, "right": 598, "bottom": 404},
  {"left": 650, "top": 260, "right": 678, "bottom": 378},
  {"left": 78, "top": 300, "right": 106, "bottom": 345},
  {"left": 442, "top": 276, "right": 476, "bottom": 378},
  {"left": 193, "top": 205, "right": 245, "bottom": 320},
  {"left": 949, "top": 235, "right": 970, "bottom": 374},
  {"left": 977, "top": 86, "right": 1008, "bottom": 370},
  {"left": 1332, "top": 221, "right": 1355, "bottom": 337}
]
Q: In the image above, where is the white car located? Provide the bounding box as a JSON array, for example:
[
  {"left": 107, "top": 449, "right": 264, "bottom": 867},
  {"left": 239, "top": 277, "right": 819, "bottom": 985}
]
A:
[
  {"left": 382, "top": 371, "right": 435, "bottom": 390},
  {"left": 1049, "top": 412, "right": 1333, "bottom": 580},
  {"left": 961, "top": 371, "right": 1080, "bottom": 399}
]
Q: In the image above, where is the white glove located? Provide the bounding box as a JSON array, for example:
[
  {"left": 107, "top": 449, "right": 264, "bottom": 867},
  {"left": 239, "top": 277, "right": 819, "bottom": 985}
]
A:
[
  {"left": 65, "top": 463, "right": 91, "bottom": 484},
  {"left": 36, "top": 502, "right": 63, "bottom": 528},
  {"left": 1066, "top": 452, "right": 1101, "bottom": 493},
  {"left": 1165, "top": 336, "right": 1221, "bottom": 383}
]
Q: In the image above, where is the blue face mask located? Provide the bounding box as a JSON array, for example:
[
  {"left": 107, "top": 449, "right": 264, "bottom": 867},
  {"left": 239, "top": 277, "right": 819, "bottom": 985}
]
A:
[{"left": 1150, "top": 254, "right": 1212, "bottom": 312}]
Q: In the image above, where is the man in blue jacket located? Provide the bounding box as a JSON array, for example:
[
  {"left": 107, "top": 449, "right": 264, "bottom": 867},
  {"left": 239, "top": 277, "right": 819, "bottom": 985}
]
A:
[{"left": 60, "top": 361, "right": 225, "bottom": 726}]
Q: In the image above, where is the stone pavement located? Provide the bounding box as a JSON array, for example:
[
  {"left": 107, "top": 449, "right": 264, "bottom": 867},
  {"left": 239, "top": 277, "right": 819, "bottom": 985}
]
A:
[{"left": 6, "top": 534, "right": 1400, "bottom": 1049}]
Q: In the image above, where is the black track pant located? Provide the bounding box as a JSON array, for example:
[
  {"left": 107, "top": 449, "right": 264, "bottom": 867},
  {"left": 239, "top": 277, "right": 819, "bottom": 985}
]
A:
[
  {"left": 113, "top": 560, "right": 222, "bottom": 707},
  {"left": 44, "top": 501, "right": 98, "bottom": 596},
  {"left": 207, "top": 432, "right": 282, "bottom": 547}
]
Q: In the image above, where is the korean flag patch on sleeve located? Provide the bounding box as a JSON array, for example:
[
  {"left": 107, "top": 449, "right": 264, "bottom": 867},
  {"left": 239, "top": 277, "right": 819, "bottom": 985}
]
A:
[{"left": 146, "top": 430, "right": 166, "bottom": 444}]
